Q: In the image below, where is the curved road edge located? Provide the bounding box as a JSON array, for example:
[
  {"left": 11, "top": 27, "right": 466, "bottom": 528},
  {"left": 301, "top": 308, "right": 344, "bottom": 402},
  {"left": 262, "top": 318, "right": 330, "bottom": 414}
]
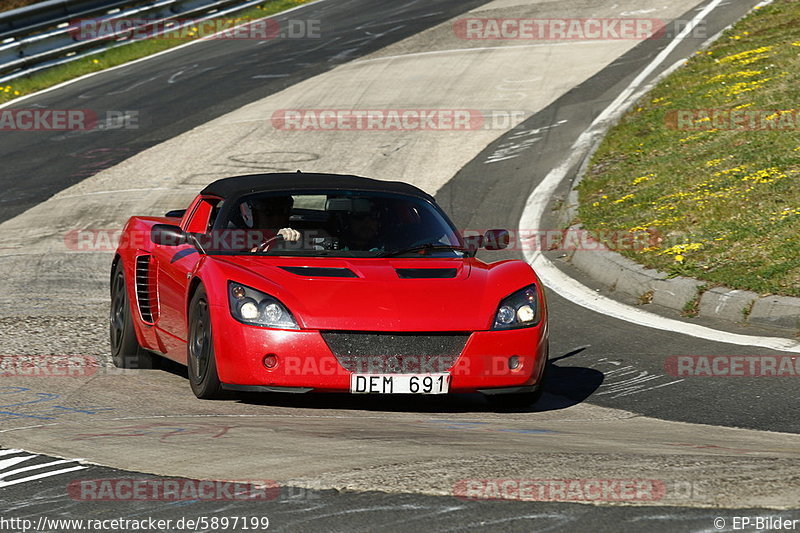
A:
[{"left": 516, "top": 0, "right": 800, "bottom": 349}]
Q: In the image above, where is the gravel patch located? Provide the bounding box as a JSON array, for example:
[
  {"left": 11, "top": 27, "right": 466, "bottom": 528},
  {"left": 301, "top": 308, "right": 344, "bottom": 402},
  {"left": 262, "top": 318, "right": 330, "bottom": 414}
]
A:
[{"left": 0, "top": 314, "right": 111, "bottom": 363}]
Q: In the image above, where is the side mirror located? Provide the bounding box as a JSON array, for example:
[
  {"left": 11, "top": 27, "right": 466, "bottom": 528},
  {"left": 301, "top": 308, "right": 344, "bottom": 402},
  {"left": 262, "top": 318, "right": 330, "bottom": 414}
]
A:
[
  {"left": 483, "top": 229, "right": 510, "bottom": 250},
  {"left": 164, "top": 209, "right": 186, "bottom": 218},
  {"left": 151, "top": 224, "right": 186, "bottom": 246}
]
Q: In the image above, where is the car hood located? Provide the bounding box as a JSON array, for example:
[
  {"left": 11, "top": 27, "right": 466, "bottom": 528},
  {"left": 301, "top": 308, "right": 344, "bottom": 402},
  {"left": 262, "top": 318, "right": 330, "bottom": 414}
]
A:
[{"left": 209, "top": 255, "right": 510, "bottom": 332}]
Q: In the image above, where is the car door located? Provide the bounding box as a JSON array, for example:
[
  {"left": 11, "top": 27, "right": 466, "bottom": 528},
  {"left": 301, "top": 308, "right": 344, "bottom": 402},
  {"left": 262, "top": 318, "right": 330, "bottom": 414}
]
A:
[{"left": 152, "top": 197, "right": 218, "bottom": 342}]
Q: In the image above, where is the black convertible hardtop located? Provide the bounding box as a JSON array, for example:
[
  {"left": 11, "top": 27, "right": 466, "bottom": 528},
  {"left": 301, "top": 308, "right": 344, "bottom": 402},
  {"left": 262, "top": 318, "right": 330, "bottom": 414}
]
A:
[{"left": 200, "top": 172, "right": 434, "bottom": 202}]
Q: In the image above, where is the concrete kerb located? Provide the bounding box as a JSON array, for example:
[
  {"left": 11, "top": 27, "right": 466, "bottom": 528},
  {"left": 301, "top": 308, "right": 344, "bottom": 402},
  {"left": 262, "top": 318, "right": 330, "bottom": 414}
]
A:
[
  {"left": 558, "top": 206, "right": 799, "bottom": 333},
  {"left": 548, "top": 9, "right": 800, "bottom": 336},
  {"left": 698, "top": 287, "right": 759, "bottom": 324},
  {"left": 555, "top": 141, "right": 800, "bottom": 335},
  {"left": 749, "top": 296, "right": 800, "bottom": 331}
]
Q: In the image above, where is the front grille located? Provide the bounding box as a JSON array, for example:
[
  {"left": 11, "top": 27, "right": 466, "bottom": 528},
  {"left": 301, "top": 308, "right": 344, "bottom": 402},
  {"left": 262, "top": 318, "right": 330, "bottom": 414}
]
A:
[
  {"left": 321, "top": 332, "right": 469, "bottom": 374},
  {"left": 135, "top": 255, "right": 157, "bottom": 324}
]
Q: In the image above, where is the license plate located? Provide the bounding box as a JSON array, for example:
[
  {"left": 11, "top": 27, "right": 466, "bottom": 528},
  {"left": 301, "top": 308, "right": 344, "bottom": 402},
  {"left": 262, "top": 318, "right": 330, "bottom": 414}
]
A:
[{"left": 350, "top": 373, "right": 450, "bottom": 394}]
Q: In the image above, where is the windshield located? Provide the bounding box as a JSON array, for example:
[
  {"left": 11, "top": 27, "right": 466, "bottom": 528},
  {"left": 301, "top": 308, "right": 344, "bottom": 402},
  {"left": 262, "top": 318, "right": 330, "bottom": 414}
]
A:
[{"left": 200, "top": 191, "right": 464, "bottom": 258}]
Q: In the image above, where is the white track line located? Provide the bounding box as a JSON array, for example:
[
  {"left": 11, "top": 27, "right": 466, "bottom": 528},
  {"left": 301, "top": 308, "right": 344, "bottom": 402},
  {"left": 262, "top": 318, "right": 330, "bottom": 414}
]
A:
[
  {"left": 519, "top": 0, "right": 800, "bottom": 352},
  {"left": 0, "top": 448, "right": 24, "bottom": 457},
  {"left": 0, "top": 465, "right": 87, "bottom": 488},
  {"left": 0, "top": 451, "right": 87, "bottom": 488}
]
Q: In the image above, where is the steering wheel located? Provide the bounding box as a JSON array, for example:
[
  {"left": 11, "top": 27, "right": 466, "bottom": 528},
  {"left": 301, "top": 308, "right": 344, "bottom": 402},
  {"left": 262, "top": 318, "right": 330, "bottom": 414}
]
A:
[{"left": 254, "top": 234, "right": 285, "bottom": 253}]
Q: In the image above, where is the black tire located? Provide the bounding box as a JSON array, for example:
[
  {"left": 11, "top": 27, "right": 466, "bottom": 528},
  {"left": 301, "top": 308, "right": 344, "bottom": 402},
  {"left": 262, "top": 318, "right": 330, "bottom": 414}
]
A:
[
  {"left": 486, "top": 363, "right": 548, "bottom": 409},
  {"left": 110, "top": 261, "right": 155, "bottom": 369},
  {"left": 187, "top": 285, "right": 223, "bottom": 399}
]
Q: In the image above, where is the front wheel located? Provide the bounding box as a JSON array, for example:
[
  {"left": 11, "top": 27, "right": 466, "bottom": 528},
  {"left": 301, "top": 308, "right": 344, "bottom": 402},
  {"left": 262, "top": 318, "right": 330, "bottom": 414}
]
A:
[
  {"left": 187, "top": 285, "right": 223, "bottom": 399},
  {"left": 110, "top": 261, "right": 155, "bottom": 369}
]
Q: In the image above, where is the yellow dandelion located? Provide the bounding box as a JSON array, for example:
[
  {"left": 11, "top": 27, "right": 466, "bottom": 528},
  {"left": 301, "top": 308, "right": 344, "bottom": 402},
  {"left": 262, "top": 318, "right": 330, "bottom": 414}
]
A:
[
  {"left": 741, "top": 167, "right": 787, "bottom": 184},
  {"left": 660, "top": 243, "right": 704, "bottom": 256},
  {"left": 718, "top": 46, "right": 773, "bottom": 64},
  {"left": 614, "top": 194, "right": 635, "bottom": 204}
]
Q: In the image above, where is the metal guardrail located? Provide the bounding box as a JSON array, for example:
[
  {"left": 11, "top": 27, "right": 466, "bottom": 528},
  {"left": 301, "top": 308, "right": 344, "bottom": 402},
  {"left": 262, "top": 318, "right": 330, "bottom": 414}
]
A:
[
  {"left": 0, "top": 0, "right": 271, "bottom": 83},
  {"left": 0, "top": 0, "right": 134, "bottom": 41}
]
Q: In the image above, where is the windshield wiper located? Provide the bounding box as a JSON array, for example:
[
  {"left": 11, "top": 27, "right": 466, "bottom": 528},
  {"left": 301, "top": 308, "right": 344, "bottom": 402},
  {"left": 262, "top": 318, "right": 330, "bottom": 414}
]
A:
[{"left": 381, "top": 243, "right": 465, "bottom": 258}]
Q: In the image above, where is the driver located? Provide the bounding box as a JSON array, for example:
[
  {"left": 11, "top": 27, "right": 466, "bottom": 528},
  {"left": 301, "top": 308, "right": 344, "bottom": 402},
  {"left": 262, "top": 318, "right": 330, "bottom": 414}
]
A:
[{"left": 240, "top": 196, "right": 301, "bottom": 252}]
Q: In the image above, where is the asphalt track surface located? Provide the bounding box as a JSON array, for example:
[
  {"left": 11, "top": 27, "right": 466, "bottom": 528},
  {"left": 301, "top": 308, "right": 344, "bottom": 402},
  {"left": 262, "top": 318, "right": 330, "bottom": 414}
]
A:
[
  {"left": 0, "top": 0, "right": 798, "bottom": 531},
  {"left": 2, "top": 456, "right": 795, "bottom": 533},
  {"left": 0, "top": 0, "right": 489, "bottom": 223},
  {"left": 439, "top": 0, "right": 800, "bottom": 435},
  {"left": 3, "top": 455, "right": 791, "bottom": 533}
]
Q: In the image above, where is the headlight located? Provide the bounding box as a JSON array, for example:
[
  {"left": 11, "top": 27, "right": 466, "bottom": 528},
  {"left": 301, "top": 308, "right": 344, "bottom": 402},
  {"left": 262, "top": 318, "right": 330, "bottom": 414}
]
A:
[
  {"left": 492, "top": 284, "right": 540, "bottom": 330},
  {"left": 228, "top": 282, "right": 299, "bottom": 329}
]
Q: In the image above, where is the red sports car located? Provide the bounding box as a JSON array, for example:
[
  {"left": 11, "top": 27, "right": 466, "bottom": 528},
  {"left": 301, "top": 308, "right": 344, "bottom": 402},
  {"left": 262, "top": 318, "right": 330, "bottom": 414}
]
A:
[{"left": 110, "top": 173, "right": 549, "bottom": 406}]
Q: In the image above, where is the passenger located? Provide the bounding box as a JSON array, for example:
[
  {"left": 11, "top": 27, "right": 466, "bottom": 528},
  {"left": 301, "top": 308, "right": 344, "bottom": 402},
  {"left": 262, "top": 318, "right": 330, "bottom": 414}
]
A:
[{"left": 342, "top": 206, "right": 383, "bottom": 252}]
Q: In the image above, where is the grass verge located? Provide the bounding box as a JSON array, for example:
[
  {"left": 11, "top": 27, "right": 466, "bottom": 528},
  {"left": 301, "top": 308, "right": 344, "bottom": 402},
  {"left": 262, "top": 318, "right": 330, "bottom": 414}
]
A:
[
  {"left": 0, "top": 0, "right": 311, "bottom": 103},
  {"left": 576, "top": 0, "right": 800, "bottom": 297},
  {"left": 1, "top": 0, "right": 43, "bottom": 12}
]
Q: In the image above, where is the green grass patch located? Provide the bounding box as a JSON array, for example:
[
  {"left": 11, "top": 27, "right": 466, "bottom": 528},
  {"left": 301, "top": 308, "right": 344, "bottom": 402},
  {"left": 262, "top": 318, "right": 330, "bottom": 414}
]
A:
[
  {"left": 0, "top": 0, "right": 312, "bottom": 102},
  {"left": 577, "top": 0, "right": 800, "bottom": 297},
  {"left": 1, "top": 0, "right": 43, "bottom": 12}
]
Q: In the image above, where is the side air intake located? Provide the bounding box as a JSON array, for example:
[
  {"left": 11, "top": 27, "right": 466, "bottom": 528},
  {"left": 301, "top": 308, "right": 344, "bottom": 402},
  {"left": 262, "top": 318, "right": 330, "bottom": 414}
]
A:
[{"left": 135, "top": 255, "right": 157, "bottom": 323}]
